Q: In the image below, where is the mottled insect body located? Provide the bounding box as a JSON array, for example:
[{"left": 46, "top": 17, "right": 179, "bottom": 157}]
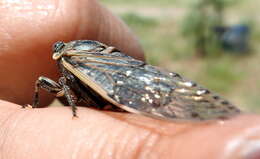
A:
[{"left": 33, "top": 40, "right": 240, "bottom": 121}]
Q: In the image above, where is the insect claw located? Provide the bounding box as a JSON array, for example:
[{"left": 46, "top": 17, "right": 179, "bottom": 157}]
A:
[
  {"left": 72, "top": 115, "right": 79, "bottom": 120},
  {"left": 22, "top": 104, "right": 33, "bottom": 109}
]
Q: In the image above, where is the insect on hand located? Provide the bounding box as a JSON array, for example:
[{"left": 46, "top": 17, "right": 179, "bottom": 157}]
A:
[{"left": 32, "top": 40, "right": 240, "bottom": 122}]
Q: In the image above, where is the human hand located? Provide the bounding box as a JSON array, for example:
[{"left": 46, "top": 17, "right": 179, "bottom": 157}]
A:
[{"left": 0, "top": 0, "right": 260, "bottom": 159}]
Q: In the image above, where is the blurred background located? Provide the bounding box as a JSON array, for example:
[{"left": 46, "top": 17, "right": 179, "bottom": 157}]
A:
[{"left": 100, "top": 0, "right": 260, "bottom": 113}]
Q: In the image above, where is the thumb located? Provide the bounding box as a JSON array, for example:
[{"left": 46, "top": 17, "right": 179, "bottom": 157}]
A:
[
  {"left": 0, "top": 0, "right": 144, "bottom": 105},
  {"left": 1, "top": 100, "right": 260, "bottom": 159}
]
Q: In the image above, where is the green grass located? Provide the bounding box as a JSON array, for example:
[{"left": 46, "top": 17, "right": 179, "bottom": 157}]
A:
[
  {"left": 198, "top": 56, "right": 244, "bottom": 93},
  {"left": 246, "top": 95, "right": 260, "bottom": 113},
  {"left": 120, "top": 12, "right": 194, "bottom": 64},
  {"left": 121, "top": 13, "right": 159, "bottom": 32}
]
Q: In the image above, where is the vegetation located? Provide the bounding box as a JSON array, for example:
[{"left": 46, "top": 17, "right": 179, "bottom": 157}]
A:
[{"left": 181, "top": 0, "right": 241, "bottom": 57}]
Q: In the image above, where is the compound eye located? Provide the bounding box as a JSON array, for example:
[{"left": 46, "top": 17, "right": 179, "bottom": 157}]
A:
[{"left": 53, "top": 41, "right": 65, "bottom": 53}]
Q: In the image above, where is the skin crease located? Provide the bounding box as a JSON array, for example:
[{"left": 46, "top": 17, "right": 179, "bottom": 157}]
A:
[{"left": 0, "top": 0, "right": 260, "bottom": 159}]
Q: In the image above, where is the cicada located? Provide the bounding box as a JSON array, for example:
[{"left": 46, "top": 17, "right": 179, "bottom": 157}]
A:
[{"left": 32, "top": 40, "right": 240, "bottom": 121}]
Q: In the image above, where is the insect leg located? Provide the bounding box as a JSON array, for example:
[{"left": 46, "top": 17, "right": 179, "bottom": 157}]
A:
[
  {"left": 33, "top": 76, "right": 62, "bottom": 107},
  {"left": 58, "top": 77, "right": 78, "bottom": 117}
]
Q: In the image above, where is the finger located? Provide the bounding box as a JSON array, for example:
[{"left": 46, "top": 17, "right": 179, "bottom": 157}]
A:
[
  {"left": 0, "top": 0, "right": 144, "bottom": 105},
  {"left": 1, "top": 100, "right": 260, "bottom": 159}
]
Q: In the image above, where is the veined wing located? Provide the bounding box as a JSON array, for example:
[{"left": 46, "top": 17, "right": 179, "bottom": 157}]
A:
[{"left": 61, "top": 51, "right": 240, "bottom": 122}]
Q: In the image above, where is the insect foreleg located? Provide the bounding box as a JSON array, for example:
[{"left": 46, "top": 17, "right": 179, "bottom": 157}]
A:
[{"left": 33, "top": 76, "right": 62, "bottom": 107}]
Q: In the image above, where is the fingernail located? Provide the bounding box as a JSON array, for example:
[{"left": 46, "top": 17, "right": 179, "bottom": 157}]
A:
[
  {"left": 224, "top": 128, "right": 260, "bottom": 159},
  {"left": 241, "top": 139, "right": 260, "bottom": 159}
]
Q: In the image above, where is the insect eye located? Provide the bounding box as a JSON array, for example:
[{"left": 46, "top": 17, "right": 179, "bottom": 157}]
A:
[{"left": 53, "top": 41, "right": 65, "bottom": 53}]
